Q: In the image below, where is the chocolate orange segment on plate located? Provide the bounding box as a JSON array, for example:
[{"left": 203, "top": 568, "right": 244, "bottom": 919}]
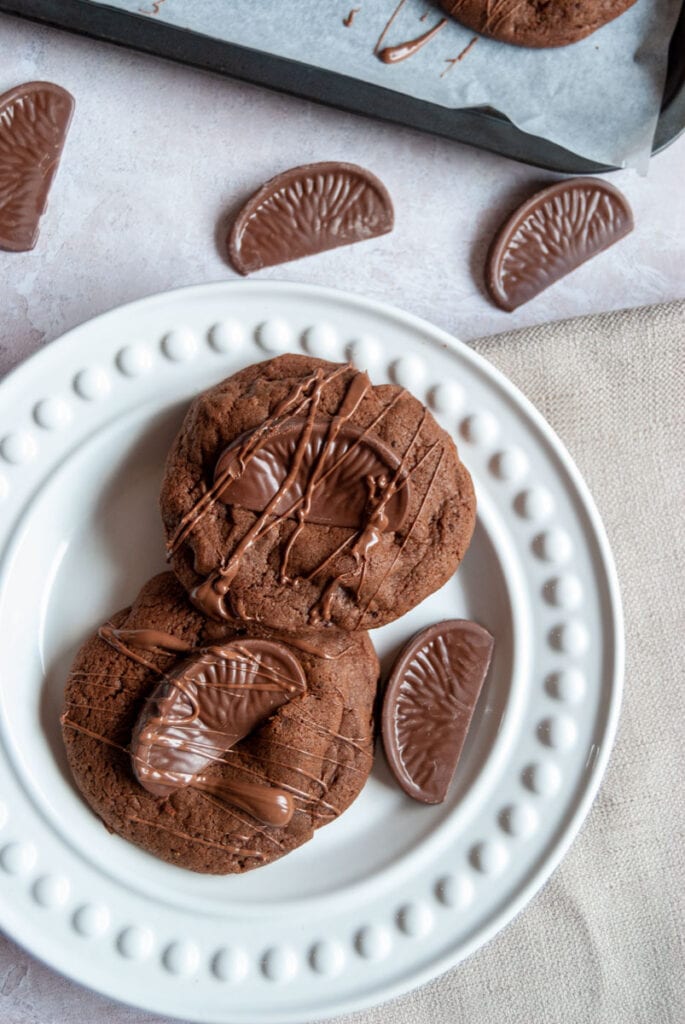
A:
[
  {"left": 0, "top": 81, "right": 74, "bottom": 252},
  {"left": 486, "top": 178, "right": 633, "bottom": 312},
  {"left": 381, "top": 620, "right": 494, "bottom": 804},
  {"left": 227, "top": 161, "right": 394, "bottom": 274}
]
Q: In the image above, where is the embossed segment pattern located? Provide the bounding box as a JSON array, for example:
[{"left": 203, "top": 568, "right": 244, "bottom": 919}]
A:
[{"left": 0, "top": 82, "right": 74, "bottom": 252}]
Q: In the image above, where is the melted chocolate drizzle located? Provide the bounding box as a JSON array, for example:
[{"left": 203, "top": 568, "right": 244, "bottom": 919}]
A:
[
  {"left": 343, "top": 7, "right": 360, "bottom": 27},
  {"left": 374, "top": 0, "right": 408, "bottom": 53},
  {"left": 378, "top": 18, "right": 447, "bottom": 63},
  {"left": 441, "top": 35, "right": 478, "bottom": 76}
]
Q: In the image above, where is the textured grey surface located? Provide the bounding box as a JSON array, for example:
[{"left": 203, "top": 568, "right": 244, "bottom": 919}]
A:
[{"left": 0, "top": 11, "right": 684, "bottom": 1023}]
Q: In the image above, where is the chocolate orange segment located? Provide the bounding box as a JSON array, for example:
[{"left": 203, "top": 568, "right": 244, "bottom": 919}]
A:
[
  {"left": 0, "top": 81, "right": 74, "bottom": 252},
  {"left": 381, "top": 620, "right": 494, "bottom": 804},
  {"left": 131, "top": 639, "right": 306, "bottom": 797},
  {"left": 486, "top": 178, "right": 633, "bottom": 312},
  {"left": 227, "top": 161, "right": 394, "bottom": 274},
  {"left": 214, "top": 417, "right": 409, "bottom": 530}
]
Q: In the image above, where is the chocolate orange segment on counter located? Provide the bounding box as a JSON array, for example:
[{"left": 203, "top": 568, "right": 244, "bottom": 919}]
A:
[
  {"left": 227, "top": 161, "right": 393, "bottom": 274},
  {"left": 382, "top": 619, "right": 494, "bottom": 804},
  {"left": 0, "top": 81, "right": 74, "bottom": 252},
  {"left": 486, "top": 178, "right": 633, "bottom": 312}
]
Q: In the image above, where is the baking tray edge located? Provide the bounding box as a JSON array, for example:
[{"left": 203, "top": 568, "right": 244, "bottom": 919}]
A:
[{"left": 0, "top": 0, "right": 683, "bottom": 173}]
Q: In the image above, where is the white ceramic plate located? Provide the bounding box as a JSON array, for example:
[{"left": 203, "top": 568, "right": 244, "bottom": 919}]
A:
[{"left": 0, "top": 282, "right": 622, "bottom": 1023}]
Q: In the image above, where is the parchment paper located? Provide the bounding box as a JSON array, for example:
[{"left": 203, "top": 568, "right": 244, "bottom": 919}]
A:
[{"left": 92, "top": 0, "right": 681, "bottom": 170}]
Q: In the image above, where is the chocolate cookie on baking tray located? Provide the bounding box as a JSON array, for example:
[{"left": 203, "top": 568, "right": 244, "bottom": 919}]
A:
[{"left": 439, "top": 0, "right": 637, "bottom": 47}]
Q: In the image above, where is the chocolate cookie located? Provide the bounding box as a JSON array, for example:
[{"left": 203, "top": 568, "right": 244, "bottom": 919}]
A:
[
  {"left": 439, "top": 0, "right": 637, "bottom": 48},
  {"left": 61, "top": 573, "right": 379, "bottom": 874},
  {"left": 160, "top": 355, "right": 476, "bottom": 633}
]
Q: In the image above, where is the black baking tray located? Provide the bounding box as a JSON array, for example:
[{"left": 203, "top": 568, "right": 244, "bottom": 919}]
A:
[{"left": 1, "top": 0, "right": 684, "bottom": 173}]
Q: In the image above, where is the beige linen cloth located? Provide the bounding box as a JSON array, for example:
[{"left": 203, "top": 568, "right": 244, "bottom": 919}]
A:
[{"left": 0, "top": 302, "right": 683, "bottom": 1024}]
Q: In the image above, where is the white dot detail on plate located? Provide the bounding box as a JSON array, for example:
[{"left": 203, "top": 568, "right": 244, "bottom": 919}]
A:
[
  {"left": 470, "top": 840, "right": 508, "bottom": 875},
  {"left": 498, "top": 803, "right": 539, "bottom": 839},
  {"left": 427, "top": 380, "right": 464, "bottom": 416},
  {"left": 73, "top": 367, "right": 111, "bottom": 401},
  {"left": 355, "top": 925, "right": 392, "bottom": 961},
  {"left": 460, "top": 412, "right": 498, "bottom": 446},
  {"left": 546, "top": 668, "right": 586, "bottom": 704},
  {"left": 0, "top": 841, "right": 36, "bottom": 875},
  {"left": 549, "top": 620, "right": 589, "bottom": 655},
  {"left": 32, "top": 874, "right": 70, "bottom": 908},
  {"left": 117, "top": 925, "right": 154, "bottom": 960},
  {"left": 391, "top": 354, "right": 425, "bottom": 390},
  {"left": 523, "top": 761, "right": 562, "bottom": 797},
  {"left": 346, "top": 335, "right": 382, "bottom": 371},
  {"left": 490, "top": 448, "right": 528, "bottom": 482},
  {"left": 116, "top": 344, "right": 153, "bottom": 377},
  {"left": 162, "top": 941, "right": 200, "bottom": 976},
  {"left": 0, "top": 475, "right": 8, "bottom": 502},
  {"left": 256, "top": 319, "right": 293, "bottom": 353},
  {"left": 302, "top": 323, "right": 338, "bottom": 359},
  {"left": 209, "top": 319, "right": 245, "bottom": 354},
  {"left": 538, "top": 715, "right": 578, "bottom": 751},
  {"left": 515, "top": 487, "right": 554, "bottom": 521},
  {"left": 72, "top": 903, "right": 110, "bottom": 937},
  {"left": 309, "top": 940, "right": 345, "bottom": 977},
  {"left": 211, "top": 947, "right": 248, "bottom": 983},
  {"left": 261, "top": 945, "right": 298, "bottom": 982},
  {"left": 544, "top": 575, "right": 583, "bottom": 609},
  {"left": 0, "top": 432, "right": 37, "bottom": 465},
  {"left": 162, "top": 328, "right": 197, "bottom": 362},
  {"left": 397, "top": 902, "right": 433, "bottom": 938},
  {"left": 435, "top": 874, "right": 474, "bottom": 909},
  {"left": 33, "top": 397, "right": 72, "bottom": 430},
  {"left": 533, "top": 529, "right": 572, "bottom": 564}
]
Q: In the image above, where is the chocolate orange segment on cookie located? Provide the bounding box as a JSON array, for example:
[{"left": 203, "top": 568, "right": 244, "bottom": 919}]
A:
[
  {"left": 439, "top": 0, "right": 636, "bottom": 48},
  {"left": 62, "top": 573, "right": 379, "bottom": 873},
  {"left": 161, "top": 355, "right": 476, "bottom": 633},
  {"left": 382, "top": 620, "right": 494, "bottom": 804},
  {"left": 125, "top": 636, "right": 306, "bottom": 825},
  {"left": 227, "top": 162, "right": 393, "bottom": 274},
  {"left": 214, "top": 418, "right": 410, "bottom": 530},
  {"left": 0, "top": 81, "right": 74, "bottom": 252},
  {"left": 486, "top": 179, "right": 633, "bottom": 312}
]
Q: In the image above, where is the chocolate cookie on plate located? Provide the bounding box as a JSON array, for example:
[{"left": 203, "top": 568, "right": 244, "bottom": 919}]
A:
[
  {"left": 160, "top": 355, "right": 476, "bottom": 632},
  {"left": 439, "top": 0, "right": 637, "bottom": 47},
  {"left": 62, "top": 573, "right": 379, "bottom": 874}
]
